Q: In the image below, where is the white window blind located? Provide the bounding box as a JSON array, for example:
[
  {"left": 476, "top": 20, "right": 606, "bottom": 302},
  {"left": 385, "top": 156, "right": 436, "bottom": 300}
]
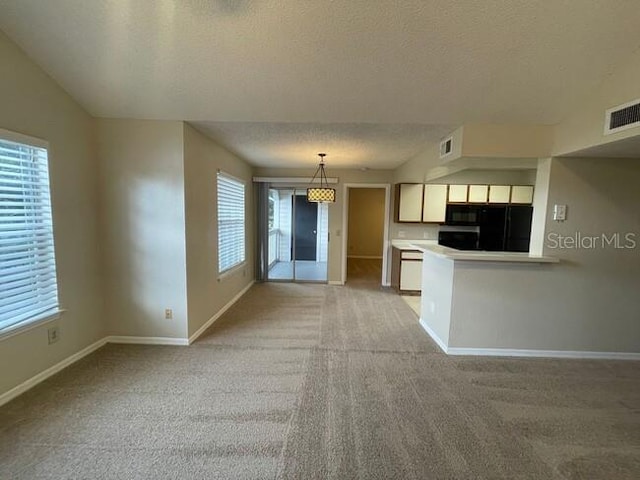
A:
[
  {"left": 0, "top": 133, "right": 59, "bottom": 331},
  {"left": 217, "top": 172, "right": 245, "bottom": 274}
]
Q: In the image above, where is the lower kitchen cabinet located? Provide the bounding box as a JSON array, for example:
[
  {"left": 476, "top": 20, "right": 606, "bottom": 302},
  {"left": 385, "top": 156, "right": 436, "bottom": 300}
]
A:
[{"left": 391, "top": 247, "right": 423, "bottom": 294}]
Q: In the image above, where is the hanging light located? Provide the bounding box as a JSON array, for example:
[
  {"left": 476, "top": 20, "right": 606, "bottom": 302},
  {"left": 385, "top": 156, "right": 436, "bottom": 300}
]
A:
[{"left": 307, "top": 153, "right": 336, "bottom": 203}]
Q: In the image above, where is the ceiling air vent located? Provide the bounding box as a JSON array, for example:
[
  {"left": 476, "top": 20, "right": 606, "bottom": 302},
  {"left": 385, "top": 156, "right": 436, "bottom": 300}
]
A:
[
  {"left": 604, "top": 98, "right": 640, "bottom": 135},
  {"left": 440, "top": 137, "right": 453, "bottom": 158}
]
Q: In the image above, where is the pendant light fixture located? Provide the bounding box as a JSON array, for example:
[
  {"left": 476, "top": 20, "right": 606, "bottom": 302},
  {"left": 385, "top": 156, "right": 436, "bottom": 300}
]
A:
[{"left": 307, "top": 153, "right": 336, "bottom": 203}]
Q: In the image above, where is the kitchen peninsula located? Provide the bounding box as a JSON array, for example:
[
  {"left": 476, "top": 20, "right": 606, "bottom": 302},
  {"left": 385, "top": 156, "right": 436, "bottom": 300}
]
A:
[{"left": 410, "top": 243, "right": 562, "bottom": 356}]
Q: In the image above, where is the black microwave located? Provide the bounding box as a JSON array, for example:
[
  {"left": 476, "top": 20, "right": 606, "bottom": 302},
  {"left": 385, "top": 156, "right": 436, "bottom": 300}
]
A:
[{"left": 445, "top": 205, "right": 482, "bottom": 226}]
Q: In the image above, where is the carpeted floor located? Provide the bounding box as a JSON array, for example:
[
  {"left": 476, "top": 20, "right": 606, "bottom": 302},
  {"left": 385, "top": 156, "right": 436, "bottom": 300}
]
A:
[{"left": 1, "top": 279, "right": 639, "bottom": 479}]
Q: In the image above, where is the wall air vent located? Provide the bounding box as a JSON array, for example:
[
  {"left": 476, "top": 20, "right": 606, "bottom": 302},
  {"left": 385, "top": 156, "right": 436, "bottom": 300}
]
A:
[
  {"left": 604, "top": 98, "right": 640, "bottom": 135},
  {"left": 440, "top": 137, "right": 453, "bottom": 158}
]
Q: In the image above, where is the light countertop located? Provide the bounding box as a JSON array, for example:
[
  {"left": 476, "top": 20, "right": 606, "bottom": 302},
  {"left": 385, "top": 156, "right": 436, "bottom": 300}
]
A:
[
  {"left": 391, "top": 239, "right": 437, "bottom": 250},
  {"left": 408, "top": 243, "right": 559, "bottom": 264}
]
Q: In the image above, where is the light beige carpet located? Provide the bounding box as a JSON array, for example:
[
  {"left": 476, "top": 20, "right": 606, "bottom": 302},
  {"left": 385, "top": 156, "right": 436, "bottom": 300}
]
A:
[{"left": 1, "top": 282, "right": 639, "bottom": 479}]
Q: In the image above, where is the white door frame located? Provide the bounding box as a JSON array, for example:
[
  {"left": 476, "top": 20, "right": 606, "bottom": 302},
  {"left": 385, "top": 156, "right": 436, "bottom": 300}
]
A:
[{"left": 341, "top": 183, "right": 391, "bottom": 286}]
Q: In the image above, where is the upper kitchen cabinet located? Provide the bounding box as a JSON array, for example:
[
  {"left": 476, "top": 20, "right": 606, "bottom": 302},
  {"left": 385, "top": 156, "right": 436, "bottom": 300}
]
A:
[
  {"left": 468, "top": 185, "right": 489, "bottom": 203},
  {"left": 488, "top": 185, "right": 511, "bottom": 203},
  {"left": 448, "top": 184, "right": 468, "bottom": 203},
  {"left": 395, "top": 183, "right": 424, "bottom": 222},
  {"left": 511, "top": 185, "right": 534, "bottom": 204},
  {"left": 422, "top": 184, "right": 448, "bottom": 223}
]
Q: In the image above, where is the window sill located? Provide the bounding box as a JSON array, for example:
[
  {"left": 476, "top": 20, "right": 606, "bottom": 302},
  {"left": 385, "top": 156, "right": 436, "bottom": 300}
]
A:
[
  {"left": 0, "top": 309, "right": 66, "bottom": 342},
  {"left": 218, "top": 262, "right": 247, "bottom": 282}
]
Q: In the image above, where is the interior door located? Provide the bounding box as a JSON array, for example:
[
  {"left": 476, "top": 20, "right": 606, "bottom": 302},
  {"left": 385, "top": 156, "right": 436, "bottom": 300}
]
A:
[{"left": 293, "top": 195, "right": 317, "bottom": 260}]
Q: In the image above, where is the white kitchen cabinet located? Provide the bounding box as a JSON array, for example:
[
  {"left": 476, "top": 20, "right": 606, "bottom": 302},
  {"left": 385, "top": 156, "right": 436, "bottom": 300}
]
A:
[
  {"left": 400, "top": 259, "right": 422, "bottom": 291},
  {"left": 511, "top": 185, "right": 534, "bottom": 204},
  {"left": 448, "top": 184, "right": 468, "bottom": 203},
  {"left": 391, "top": 248, "right": 423, "bottom": 293},
  {"left": 468, "top": 185, "right": 489, "bottom": 203},
  {"left": 422, "top": 184, "right": 447, "bottom": 223},
  {"left": 396, "top": 184, "right": 424, "bottom": 222},
  {"left": 488, "top": 185, "right": 511, "bottom": 203}
]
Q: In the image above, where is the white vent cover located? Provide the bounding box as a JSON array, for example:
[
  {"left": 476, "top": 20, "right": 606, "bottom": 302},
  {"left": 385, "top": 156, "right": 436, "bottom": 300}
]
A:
[
  {"left": 604, "top": 98, "right": 640, "bottom": 135},
  {"left": 440, "top": 137, "right": 453, "bottom": 158}
]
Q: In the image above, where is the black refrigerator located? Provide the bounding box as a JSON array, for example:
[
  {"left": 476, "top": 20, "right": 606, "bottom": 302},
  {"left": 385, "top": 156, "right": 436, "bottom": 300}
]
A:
[{"left": 478, "top": 205, "right": 533, "bottom": 252}]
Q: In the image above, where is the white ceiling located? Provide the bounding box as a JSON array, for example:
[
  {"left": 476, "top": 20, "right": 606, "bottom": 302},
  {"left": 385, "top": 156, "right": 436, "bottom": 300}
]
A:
[
  {"left": 192, "top": 122, "right": 452, "bottom": 169},
  {"left": 1, "top": 0, "right": 640, "bottom": 168}
]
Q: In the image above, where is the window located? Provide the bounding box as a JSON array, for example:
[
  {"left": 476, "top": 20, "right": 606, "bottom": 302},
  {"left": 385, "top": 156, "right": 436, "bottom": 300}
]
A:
[
  {"left": 0, "top": 130, "right": 59, "bottom": 332},
  {"left": 217, "top": 172, "right": 245, "bottom": 274}
]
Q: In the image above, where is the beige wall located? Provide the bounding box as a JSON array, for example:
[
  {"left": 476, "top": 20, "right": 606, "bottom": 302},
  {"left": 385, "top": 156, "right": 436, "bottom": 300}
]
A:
[
  {"left": 461, "top": 124, "right": 553, "bottom": 158},
  {"left": 433, "top": 168, "right": 536, "bottom": 186},
  {"left": 347, "top": 188, "right": 385, "bottom": 258},
  {"left": 553, "top": 49, "right": 640, "bottom": 156},
  {"left": 97, "top": 119, "right": 188, "bottom": 339},
  {"left": 183, "top": 124, "right": 254, "bottom": 338},
  {"left": 0, "top": 31, "right": 105, "bottom": 395},
  {"left": 449, "top": 157, "right": 640, "bottom": 352}
]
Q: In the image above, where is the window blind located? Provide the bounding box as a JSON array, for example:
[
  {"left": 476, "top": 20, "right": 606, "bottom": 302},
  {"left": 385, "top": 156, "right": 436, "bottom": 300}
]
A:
[
  {"left": 0, "top": 135, "right": 59, "bottom": 331},
  {"left": 217, "top": 172, "right": 245, "bottom": 273}
]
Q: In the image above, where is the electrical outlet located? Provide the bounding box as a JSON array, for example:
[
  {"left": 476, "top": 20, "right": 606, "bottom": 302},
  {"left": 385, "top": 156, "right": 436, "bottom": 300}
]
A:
[
  {"left": 48, "top": 326, "right": 60, "bottom": 344},
  {"left": 165, "top": 309, "right": 173, "bottom": 320}
]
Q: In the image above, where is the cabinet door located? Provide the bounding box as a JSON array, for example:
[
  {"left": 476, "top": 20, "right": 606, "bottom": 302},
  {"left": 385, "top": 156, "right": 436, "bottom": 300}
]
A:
[
  {"left": 422, "top": 184, "right": 447, "bottom": 223},
  {"left": 511, "top": 185, "right": 534, "bottom": 204},
  {"left": 468, "top": 185, "right": 489, "bottom": 203},
  {"left": 448, "top": 184, "right": 468, "bottom": 203},
  {"left": 400, "top": 260, "right": 422, "bottom": 291},
  {"left": 488, "top": 185, "right": 511, "bottom": 203},
  {"left": 397, "top": 184, "right": 424, "bottom": 222}
]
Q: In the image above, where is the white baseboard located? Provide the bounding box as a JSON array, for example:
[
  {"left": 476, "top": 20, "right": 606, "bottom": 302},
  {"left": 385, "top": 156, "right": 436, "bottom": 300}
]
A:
[
  {"left": 0, "top": 337, "right": 108, "bottom": 407},
  {"left": 417, "top": 318, "right": 640, "bottom": 360},
  {"left": 328, "top": 280, "right": 344, "bottom": 286},
  {"left": 0, "top": 282, "right": 258, "bottom": 405},
  {"left": 418, "top": 317, "right": 448, "bottom": 353},
  {"left": 188, "top": 280, "right": 255, "bottom": 344},
  {"left": 347, "top": 255, "right": 383, "bottom": 259},
  {"left": 106, "top": 336, "right": 189, "bottom": 346},
  {"left": 446, "top": 347, "right": 640, "bottom": 360}
]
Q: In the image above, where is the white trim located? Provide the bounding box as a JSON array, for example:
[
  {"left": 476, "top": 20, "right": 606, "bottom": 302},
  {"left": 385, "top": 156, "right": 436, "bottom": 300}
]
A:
[
  {"left": 418, "top": 318, "right": 449, "bottom": 353},
  {"left": 106, "top": 336, "right": 189, "bottom": 346},
  {"left": 446, "top": 347, "right": 640, "bottom": 360},
  {"left": 253, "top": 176, "right": 339, "bottom": 184},
  {"left": 217, "top": 261, "right": 247, "bottom": 281},
  {"left": 417, "top": 318, "right": 640, "bottom": 359},
  {"left": 341, "top": 183, "right": 391, "bottom": 287},
  {"left": 0, "top": 337, "right": 107, "bottom": 407},
  {"left": 188, "top": 281, "right": 254, "bottom": 344},
  {"left": 0, "top": 309, "right": 66, "bottom": 342},
  {"left": 328, "top": 280, "right": 344, "bottom": 286},
  {"left": 347, "top": 255, "right": 383, "bottom": 259}
]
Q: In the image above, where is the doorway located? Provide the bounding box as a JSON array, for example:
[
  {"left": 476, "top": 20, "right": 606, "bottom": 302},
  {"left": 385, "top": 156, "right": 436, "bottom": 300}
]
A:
[
  {"left": 267, "top": 188, "right": 328, "bottom": 282},
  {"left": 341, "top": 184, "right": 391, "bottom": 286}
]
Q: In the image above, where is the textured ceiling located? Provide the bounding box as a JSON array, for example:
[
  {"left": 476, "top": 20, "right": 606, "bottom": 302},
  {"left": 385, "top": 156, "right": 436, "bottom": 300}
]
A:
[
  {"left": 1, "top": 0, "right": 639, "bottom": 168},
  {"left": 191, "top": 122, "right": 452, "bottom": 169}
]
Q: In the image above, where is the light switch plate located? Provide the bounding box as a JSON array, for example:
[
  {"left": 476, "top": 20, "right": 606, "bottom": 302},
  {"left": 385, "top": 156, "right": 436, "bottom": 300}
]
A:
[{"left": 553, "top": 204, "right": 567, "bottom": 221}]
